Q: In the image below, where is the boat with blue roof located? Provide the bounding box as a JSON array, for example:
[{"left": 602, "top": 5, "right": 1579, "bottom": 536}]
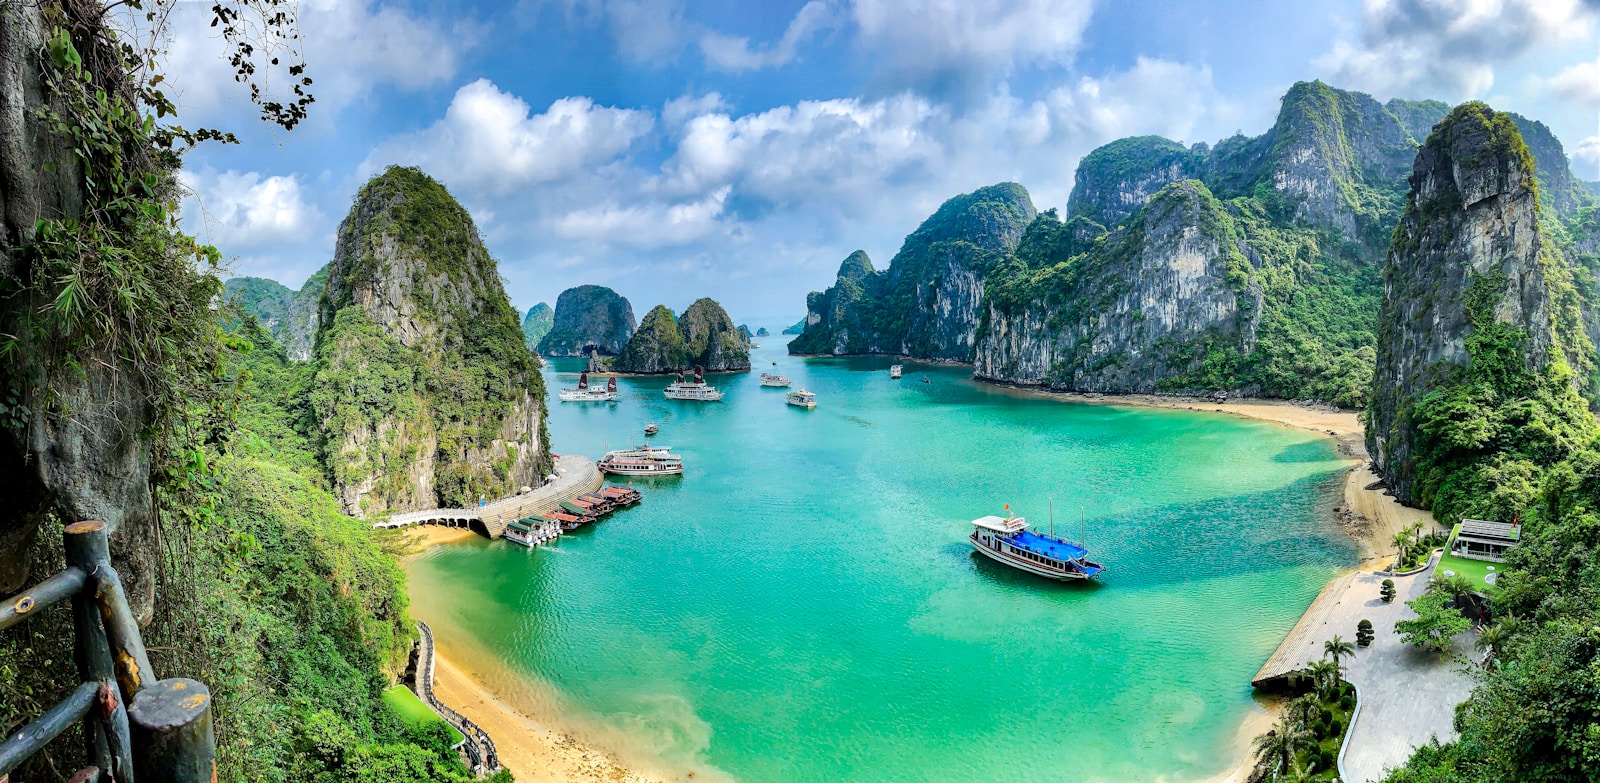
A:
[{"left": 969, "top": 512, "right": 1105, "bottom": 581}]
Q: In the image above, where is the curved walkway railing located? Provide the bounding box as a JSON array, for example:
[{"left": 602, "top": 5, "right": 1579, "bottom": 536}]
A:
[
  {"left": 415, "top": 620, "right": 501, "bottom": 776},
  {"left": 374, "top": 455, "right": 601, "bottom": 538}
]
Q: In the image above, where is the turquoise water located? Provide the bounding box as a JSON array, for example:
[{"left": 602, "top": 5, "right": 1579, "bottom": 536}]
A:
[{"left": 405, "top": 338, "right": 1355, "bottom": 783}]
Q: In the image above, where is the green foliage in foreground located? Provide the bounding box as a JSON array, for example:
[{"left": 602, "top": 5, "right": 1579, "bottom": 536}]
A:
[{"left": 1394, "top": 588, "right": 1472, "bottom": 652}]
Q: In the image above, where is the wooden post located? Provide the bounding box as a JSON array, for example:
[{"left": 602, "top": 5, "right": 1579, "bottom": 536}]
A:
[
  {"left": 128, "top": 678, "right": 215, "bottom": 783},
  {"left": 65, "top": 521, "right": 135, "bottom": 783}
]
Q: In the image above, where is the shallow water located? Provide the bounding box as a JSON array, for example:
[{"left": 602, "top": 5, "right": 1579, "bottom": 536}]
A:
[{"left": 405, "top": 337, "right": 1355, "bottom": 783}]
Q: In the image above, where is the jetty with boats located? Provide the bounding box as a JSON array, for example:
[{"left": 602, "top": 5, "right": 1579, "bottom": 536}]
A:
[
  {"left": 968, "top": 512, "right": 1105, "bottom": 581},
  {"left": 507, "top": 484, "right": 643, "bottom": 545}
]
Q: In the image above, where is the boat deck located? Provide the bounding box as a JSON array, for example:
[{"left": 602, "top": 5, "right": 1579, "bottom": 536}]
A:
[{"left": 1009, "top": 530, "right": 1089, "bottom": 562}]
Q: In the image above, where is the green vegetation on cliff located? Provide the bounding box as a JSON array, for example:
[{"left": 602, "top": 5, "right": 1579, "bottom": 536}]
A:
[
  {"left": 224, "top": 265, "right": 329, "bottom": 360},
  {"left": 614, "top": 298, "right": 750, "bottom": 372},
  {"left": 314, "top": 167, "right": 547, "bottom": 514},
  {"left": 1376, "top": 103, "right": 1600, "bottom": 783},
  {"left": 522, "top": 302, "right": 554, "bottom": 351},
  {"left": 614, "top": 305, "right": 687, "bottom": 372}
]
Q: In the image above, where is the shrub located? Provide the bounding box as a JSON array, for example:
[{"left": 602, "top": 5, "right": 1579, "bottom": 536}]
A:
[
  {"left": 1357, "top": 618, "right": 1375, "bottom": 647},
  {"left": 1380, "top": 579, "right": 1397, "bottom": 602}
]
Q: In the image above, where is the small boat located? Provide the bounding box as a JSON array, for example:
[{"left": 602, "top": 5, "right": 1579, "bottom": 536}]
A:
[
  {"left": 505, "top": 517, "right": 561, "bottom": 547},
  {"left": 968, "top": 512, "right": 1105, "bottom": 581},
  {"left": 922, "top": 377, "right": 930, "bottom": 383},
  {"left": 664, "top": 366, "right": 723, "bottom": 401},
  {"left": 644, "top": 423, "right": 659, "bottom": 436},
  {"left": 598, "top": 444, "right": 684, "bottom": 476},
  {"left": 760, "top": 372, "right": 791, "bottom": 388},
  {"left": 559, "top": 372, "right": 618, "bottom": 402},
  {"left": 890, "top": 365, "right": 903, "bottom": 379},
  {"left": 786, "top": 389, "right": 817, "bottom": 408}
]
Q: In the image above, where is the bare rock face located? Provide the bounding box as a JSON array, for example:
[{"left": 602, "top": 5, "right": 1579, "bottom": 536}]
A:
[
  {"left": 537, "top": 285, "right": 635, "bottom": 357},
  {"left": 975, "top": 181, "right": 1261, "bottom": 391},
  {"left": 313, "top": 166, "right": 547, "bottom": 517},
  {"left": 0, "top": 2, "right": 162, "bottom": 620},
  {"left": 1368, "top": 103, "right": 1582, "bottom": 504}
]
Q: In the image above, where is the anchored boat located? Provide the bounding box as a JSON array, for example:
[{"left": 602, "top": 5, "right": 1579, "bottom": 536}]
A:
[
  {"left": 598, "top": 445, "right": 685, "bottom": 476},
  {"left": 665, "top": 366, "right": 723, "bottom": 401},
  {"left": 559, "top": 372, "right": 618, "bottom": 402},
  {"left": 644, "top": 423, "right": 660, "bottom": 436},
  {"left": 968, "top": 512, "right": 1105, "bottom": 581},
  {"left": 786, "top": 389, "right": 817, "bottom": 408},
  {"left": 760, "top": 372, "right": 791, "bottom": 387},
  {"left": 890, "top": 364, "right": 903, "bottom": 379}
]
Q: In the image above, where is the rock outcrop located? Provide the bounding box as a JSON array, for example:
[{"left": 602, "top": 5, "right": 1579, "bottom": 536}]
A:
[
  {"left": 1065, "top": 136, "right": 1204, "bottom": 228},
  {"left": 782, "top": 318, "right": 805, "bottom": 335},
  {"left": 224, "top": 265, "right": 327, "bottom": 360},
  {"left": 0, "top": 1, "right": 164, "bottom": 618},
  {"left": 975, "top": 181, "right": 1260, "bottom": 391},
  {"left": 614, "top": 298, "right": 751, "bottom": 373},
  {"left": 313, "top": 166, "right": 547, "bottom": 517},
  {"left": 1368, "top": 103, "right": 1588, "bottom": 504},
  {"left": 756, "top": 327, "right": 769, "bottom": 336},
  {"left": 791, "top": 184, "right": 1037, "bottom": 360},
  {"left": 537, "top": 285, "right": 635, "bottom": 356},
  {"left": 521, "top": 302, "right": 554, "bottom": 352}
]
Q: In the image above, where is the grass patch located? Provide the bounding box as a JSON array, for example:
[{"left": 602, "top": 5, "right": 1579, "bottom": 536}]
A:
[
  {"left": 1435, "top": 552, "right": 1500, "bottom": 593},
  {"left": 382, "top": 685, "right": 464, "bottom": 746}
]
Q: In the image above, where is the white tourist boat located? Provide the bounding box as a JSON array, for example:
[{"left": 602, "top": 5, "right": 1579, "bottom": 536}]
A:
[
  {"left": 664, "top": 367, "right": 724, "bottom": 401},
  {"left": 597, "top": 444, "right": 684, "bottom": 476},
  {"left": 890, "top": 364, "right": 903, "bottom": 379},
  {"left": 559, "top": 372, "right": 618, "bottom": 402},
  {"left": 786, "top": 389, "right": 817, "bottom": 408},
  {"left": 968, "top": 512, "right": 1105, "bottom": 581},
  {"left": 760, "top": 372, "right": 791, "bottom": 387}
]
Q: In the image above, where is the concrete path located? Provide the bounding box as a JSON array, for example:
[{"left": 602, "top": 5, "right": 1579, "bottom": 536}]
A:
[
  {"left": 372, "top": 454, "right": 602, "bottom": 538},
  {"left": 1339, "top": 559, "right": 1478, "bottom": 782}
]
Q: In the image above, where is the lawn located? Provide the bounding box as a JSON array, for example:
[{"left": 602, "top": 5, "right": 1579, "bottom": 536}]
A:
[
  {"left": 382, "top": 685, "right": 465, "bottom": 746},
  {"left": 1435, "top": 552, "right": 1500, "bottom": 593}
]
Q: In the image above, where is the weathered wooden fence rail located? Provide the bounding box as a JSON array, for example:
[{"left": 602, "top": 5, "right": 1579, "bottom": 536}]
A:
[{"left": 0, "top": 521, "right": 215, "bottom": 783}]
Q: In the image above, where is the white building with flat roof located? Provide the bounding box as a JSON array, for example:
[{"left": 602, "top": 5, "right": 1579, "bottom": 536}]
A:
[{"left": 1451, "top": 518, "right": 1520, "bottom": 562}]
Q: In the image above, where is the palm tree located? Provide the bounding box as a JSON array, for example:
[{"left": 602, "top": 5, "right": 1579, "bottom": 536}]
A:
[
  {"left": 1252, "top": 724, "right": 1311, "bottom": 780},
  {"left": 1281, "top": 756, "right": 1319, "bottom": 783},
  {"left": 1434, "top": 573, "right": 1482, "bottom": 619},
  {"left": 1284, "top": 693, "right": 1320, "bottom": 733},
  {"left": 1305, "top": 658, "right": 1344, "bottom": 697},
  {"left": 1324, "top": 635, "right": 1355, "bottom": 668},
  {"left": 1391, "top": 529, "right": 1413, "bottom": 568},
  {"left": 1476, "top": 622, "right": 1508, "bottom": 669}
]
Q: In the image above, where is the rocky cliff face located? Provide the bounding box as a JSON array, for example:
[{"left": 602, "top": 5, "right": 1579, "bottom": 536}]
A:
[
  {"left": 614, "top": 298, "right": 751, "bottom": 372},
  {"left": 1065, "top": 136, "right": 1204, "bottom": 228},
  {"left": 522, "top": 302, "right": 553, "bottom": 352},
  {"left": 313, "top": 166, "right": 547, "bottom": 517},
  {"left": 976, "top": 181, "right": 1261, "bottom": 391},
  {"left": 1368, "top": 103, "right": 1587, "bottom": 504},
  {"left": 224, "top": 265, "right": 327, "bottom": 360},
  {"left": 791, "top": 184, "right": 1036, "bottom": 360},
  {"left": 1509, "top": 114, "right": 1596, "bottom": 218},
  {"left": 537, "top": 285, "right": 635, "bottom": 356}
]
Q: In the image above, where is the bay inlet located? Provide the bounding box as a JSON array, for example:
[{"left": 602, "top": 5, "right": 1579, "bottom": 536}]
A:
[{"left": 405, "top": 338, "right": 1357, "bottom": 783}]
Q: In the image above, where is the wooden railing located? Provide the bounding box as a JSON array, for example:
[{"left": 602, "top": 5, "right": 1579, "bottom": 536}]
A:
[
  {"left": 415, "top": 621, "right": 501, "bottom": 776},
  {"left": 0, "top": 521, "right": 215, "bottom": 783}
]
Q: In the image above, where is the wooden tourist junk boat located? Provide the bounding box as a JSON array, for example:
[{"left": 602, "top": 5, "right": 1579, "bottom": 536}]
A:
[
  {"left": 597, "top": 444, "right": 684, "bottom": 476},
  {"left": 508, "top": 485, "right": 644, "bottom": 543},
  {"left": 968, "top": 510, "right": 1105, "bottom": 581},
  {"left": 760, "top": 372, "right": 791, "bottom": 387},
  {"left": 786, "top": 389, "right": 817, "bottom": 408},
  {"left": 664, "top": 366, "right": 724, "bottom": 401},
  {"left": 890, "top": 364, "right": 903, "bottom": 379},
  {"left": 559, "top": 372, "right": 618, "bottom": 402}
]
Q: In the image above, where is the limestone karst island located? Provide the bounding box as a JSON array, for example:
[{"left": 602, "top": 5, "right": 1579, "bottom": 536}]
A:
[{"left": 4, "top": 3, "right": 1599, "bottom": 783}]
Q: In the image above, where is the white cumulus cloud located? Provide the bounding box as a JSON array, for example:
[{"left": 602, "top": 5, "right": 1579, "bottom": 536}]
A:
[
  {"left": 181, "top": 169, "right": 323, "bottom": 250},
  {"left": 1316, "top": 0, "right": 1599, "bottom": 99},
  {"left": 361, "top": 79, "right": 655, "bottom": 197}
]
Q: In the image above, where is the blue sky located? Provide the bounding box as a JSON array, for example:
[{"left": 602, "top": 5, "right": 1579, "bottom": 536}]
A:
[{"left": 161, "top": 0, "right": 1600, "bottom": 323}]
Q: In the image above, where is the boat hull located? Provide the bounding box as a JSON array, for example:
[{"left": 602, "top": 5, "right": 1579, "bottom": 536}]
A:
[
  {"left": 968, "top": 534, "right": 1099, "bottom": 581},
  {"left": 598, "top": 463, "right": 684, "bottom": 476},
  {"left": 559, "top": 391, "right": 619, "bottom": 402}
]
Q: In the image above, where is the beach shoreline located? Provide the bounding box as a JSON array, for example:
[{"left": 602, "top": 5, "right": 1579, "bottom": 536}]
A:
[{"left": 398, "top": 389, "right": 1432, "bottom": 783}]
